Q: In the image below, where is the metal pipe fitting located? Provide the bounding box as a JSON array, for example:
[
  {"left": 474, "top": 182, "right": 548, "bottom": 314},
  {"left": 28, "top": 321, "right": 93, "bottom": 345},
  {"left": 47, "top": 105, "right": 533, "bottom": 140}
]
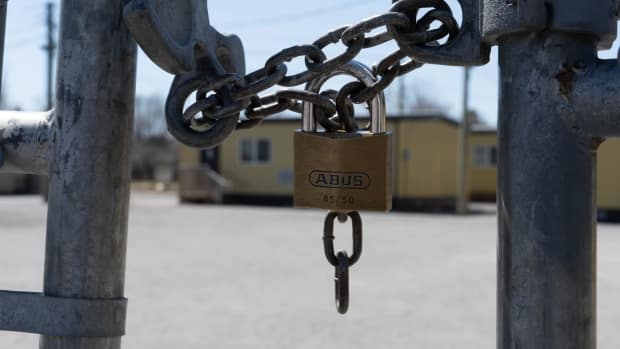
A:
[
  {"left": 482, "top": 0, "right": 618, "bottom": 48},
  {"left": 570, "top": 59, "right": 620, "bottom": 137},
  {"left": 0, "top": 110, "right": 53, "bottom": 175},
  {"left": 482, "top": 0, "right": 546, "bottom": 44},
  {"left": 549, "top": 0, "right": 618, "bottom": 48}
]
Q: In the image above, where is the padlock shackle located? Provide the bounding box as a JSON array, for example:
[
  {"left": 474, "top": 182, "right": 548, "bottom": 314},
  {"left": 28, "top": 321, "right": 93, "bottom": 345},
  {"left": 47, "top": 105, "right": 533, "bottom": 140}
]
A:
[{"left": 302, "top": 61, "right": 386, "bottom": 134}]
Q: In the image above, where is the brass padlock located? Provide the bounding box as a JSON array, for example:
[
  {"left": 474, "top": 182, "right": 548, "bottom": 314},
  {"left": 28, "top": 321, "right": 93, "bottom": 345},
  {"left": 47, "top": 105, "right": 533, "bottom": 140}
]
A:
[{"left": 294, "top": 61, "right": 392, "bottom": 212}]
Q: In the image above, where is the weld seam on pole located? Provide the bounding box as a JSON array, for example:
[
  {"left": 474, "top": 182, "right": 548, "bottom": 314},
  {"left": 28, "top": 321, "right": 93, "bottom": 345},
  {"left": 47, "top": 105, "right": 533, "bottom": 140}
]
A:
[{"left": 0, "top": 290, "right": 127, "bottom": 337}]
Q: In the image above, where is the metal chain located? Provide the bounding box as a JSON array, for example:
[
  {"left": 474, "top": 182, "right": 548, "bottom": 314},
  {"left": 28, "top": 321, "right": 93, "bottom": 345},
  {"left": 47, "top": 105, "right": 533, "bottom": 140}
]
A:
[
  {"left": 323, "top": 211, "right": 363, "bottom": 314},
  {"left": 171, "top": 0, "right": 460, "bottom": 143},
  {"left": 167, "top": 0, "right": 460, "bottom": 313}
]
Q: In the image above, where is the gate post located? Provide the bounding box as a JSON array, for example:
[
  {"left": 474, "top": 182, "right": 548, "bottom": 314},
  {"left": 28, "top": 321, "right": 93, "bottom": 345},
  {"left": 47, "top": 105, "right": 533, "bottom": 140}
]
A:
[
  {"left": 40, "top": 0, "right": 137, "bottom": 348},
  {"left": 482, "top": 1, "right": 620, "bottom": 348},
  {"left": 482, "top": 0, "right": 620, "bottom": 349},
  {"left": 497, "top": 32, "right": 598, "bottom": 349}
]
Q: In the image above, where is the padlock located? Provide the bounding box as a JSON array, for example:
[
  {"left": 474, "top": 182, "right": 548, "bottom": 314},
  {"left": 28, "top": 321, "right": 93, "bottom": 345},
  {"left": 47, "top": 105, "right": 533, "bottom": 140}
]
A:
[{"left": 294, "top": 61, "right": 392, "bottom": 212}]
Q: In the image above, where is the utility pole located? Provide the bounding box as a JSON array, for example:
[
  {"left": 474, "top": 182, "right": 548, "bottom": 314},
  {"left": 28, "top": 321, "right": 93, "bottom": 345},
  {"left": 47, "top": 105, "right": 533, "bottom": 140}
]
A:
[
  {"left": 0, "top": 0, "right": 7, "bottom": 102},
  {"left": 397, "top": 76, "right": 405, "bottom": 115},
  {"left": 456, "top": 67, "right": 471, "bottom": 214},
  {"left": 42, "top": 2, "right": 56, "bottom": 110}
]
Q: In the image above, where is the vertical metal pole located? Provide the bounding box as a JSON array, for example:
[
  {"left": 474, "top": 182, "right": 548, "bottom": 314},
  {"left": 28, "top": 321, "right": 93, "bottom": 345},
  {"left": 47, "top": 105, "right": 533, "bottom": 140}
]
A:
[
  {"left": 456, "top": 67, "right": 471, "bottom": 214},
  {"left": 40, "top": 0, "right": 136, "bottom": 348},
  {"left": 497, "top": 32, "right": 597, "bottom": 349}
]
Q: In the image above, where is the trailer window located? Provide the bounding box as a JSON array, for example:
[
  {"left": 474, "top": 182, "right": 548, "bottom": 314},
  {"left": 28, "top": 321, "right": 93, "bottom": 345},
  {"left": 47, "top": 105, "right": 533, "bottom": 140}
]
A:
[
  {"left": 474, "top": 145, "right": 498, "bottom": 168},
  {"left": 239, "top": 138, "right": 272, "bottom": 165}
]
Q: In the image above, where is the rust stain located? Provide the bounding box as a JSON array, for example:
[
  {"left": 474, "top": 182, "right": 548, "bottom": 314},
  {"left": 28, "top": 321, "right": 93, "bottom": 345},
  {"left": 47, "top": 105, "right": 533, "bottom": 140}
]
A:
[
  {"left": 592, "top": 137, "right": 605, "bottom": 150},
  {"left": 555, "top": 65, "right": 576, "bottom": 95}
]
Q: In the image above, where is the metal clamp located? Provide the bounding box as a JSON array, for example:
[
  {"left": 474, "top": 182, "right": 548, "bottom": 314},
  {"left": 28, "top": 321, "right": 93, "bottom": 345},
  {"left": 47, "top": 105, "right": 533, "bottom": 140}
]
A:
[
  {"left": 124, "top": 0, "right": 246, "bottom": 149},
  {"left": 482, "top": 0, "right": 618, "bottom": 49},
  {"left": 0, "top": 291, "right": 127, "bottom": 337},
  {"left": 389, "top": 0, "right": 490, "bottom": 66},
  {"left": 165, "top": 72, "right": 241, "bottom": 148},
  {"left": 549, "top": 0, "right": 618, "bottom": 49},
  {"left": 482, "top": 0, "right": 547, "bottom": 44},
  {"left": 123, "top": 0, "right": 244, "bottom": 75}
]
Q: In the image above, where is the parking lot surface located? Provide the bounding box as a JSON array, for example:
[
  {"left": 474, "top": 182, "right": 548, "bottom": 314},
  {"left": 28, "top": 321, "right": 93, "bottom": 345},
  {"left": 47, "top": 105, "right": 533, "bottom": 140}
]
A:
[{"left": 1, "top": 192, "right": 620, "bottom": 348}]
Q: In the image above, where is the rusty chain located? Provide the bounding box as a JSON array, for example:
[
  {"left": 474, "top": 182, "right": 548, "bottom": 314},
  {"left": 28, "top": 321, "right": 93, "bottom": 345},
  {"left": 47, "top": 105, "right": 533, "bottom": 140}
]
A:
[
  {"left": 167, "top": 0, "right": 460, "bottom": 148},
  {"left": 323, "top": 211, "right": 363, "bottom": 314},
  {"left": 163, "top": 0, "right": 460, "bottom": 314}
]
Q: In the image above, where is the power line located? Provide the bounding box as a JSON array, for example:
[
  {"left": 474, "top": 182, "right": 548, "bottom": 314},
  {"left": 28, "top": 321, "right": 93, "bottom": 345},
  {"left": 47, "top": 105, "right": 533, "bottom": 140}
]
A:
[
  {"left": 6, "top": 32, "right": 44, "bottom": 48},
  {"left": 10, "top": 7, "right": 45, "bottom": 32},
  {"left": 19, "top": 1, "right": 43, "bottom": 14},
  {"left": 220, "top": 0, "right": 380, "bottom": 29}
]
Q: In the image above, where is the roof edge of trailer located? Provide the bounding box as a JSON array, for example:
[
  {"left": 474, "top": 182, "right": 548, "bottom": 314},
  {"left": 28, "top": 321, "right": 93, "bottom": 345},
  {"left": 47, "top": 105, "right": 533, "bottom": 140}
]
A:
[
  {"left": 248, "top": 111, "right": 498, "bottom": 132},
  {"left": 470, "top": 124, "right": 498, "bottom": 134},
  {"left": 250, "top": 110, "right": 454, "bottom": 123}
]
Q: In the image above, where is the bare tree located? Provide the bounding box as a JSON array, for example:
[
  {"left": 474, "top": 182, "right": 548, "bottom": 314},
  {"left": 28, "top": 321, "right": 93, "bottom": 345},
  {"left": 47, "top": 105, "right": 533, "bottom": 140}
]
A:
[
  {"left": 132, "top": 94, "right": 177, "bottom": 181},
  {"left": 386, "top": 78, "right": 448, "bottom": 115},
  {"left": 412, "top": 91, "right": 448, "bottom": 112},
  {"left": 134, "top": 94, "right": 167, "bottom": 139}
]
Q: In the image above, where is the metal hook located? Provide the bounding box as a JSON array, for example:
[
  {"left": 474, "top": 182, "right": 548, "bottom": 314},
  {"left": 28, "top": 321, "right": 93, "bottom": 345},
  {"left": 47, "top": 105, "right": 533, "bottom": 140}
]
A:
[
  {"left": 165, "top": 72, "right": 240, "bottom": 149},
  {"left": 388, "top": 0, "right": 490, "bottom": 66}
]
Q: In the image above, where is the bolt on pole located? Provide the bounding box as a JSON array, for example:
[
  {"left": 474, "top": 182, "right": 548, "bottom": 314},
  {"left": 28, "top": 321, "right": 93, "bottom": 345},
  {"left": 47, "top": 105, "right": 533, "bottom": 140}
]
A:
[{"left": 39, "top": 0, "right": 137, "bottom": 348}]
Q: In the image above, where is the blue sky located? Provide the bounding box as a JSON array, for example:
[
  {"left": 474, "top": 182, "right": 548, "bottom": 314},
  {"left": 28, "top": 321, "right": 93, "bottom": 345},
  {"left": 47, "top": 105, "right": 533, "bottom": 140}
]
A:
[{"left": 4, "top": 0, "right": 620, "bottom": 125}]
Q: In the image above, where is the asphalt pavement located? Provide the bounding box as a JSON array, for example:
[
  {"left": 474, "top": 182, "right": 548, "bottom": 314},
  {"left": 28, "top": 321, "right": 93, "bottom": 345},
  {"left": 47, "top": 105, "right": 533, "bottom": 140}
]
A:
[{"left": 1, "top": 192, "right": 619, "bottom": 348}]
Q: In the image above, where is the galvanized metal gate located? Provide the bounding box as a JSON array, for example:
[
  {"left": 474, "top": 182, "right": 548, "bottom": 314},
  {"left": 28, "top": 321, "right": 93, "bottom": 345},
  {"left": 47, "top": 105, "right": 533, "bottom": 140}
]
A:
[{"left": 0, "top": 0, "right": 619, "bottom": 348}]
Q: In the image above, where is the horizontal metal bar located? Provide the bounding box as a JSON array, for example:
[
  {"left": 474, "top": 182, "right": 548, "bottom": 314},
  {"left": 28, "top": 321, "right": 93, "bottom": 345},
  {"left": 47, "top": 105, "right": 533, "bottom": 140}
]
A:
[
  {"left": 0, "top": 110, "right": 53, "bottom": 175},
  {"left": 0, "top": 290, "right": 127, "bottom": 337},
  {"left": 571, "top": 59, "right": 620, "bottom": 137}
]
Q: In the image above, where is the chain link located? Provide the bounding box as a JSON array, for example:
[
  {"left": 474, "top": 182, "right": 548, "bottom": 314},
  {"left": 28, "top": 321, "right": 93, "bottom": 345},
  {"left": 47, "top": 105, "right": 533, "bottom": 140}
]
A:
[
  {"left": 336, "top": 82, "right": 365, "bottom": 132},
  {"left": 170, "top": 0, "right": 460, "bottom": 145},
  {"left": 323, "top": 211, "right": 363, "bottom": 314}
]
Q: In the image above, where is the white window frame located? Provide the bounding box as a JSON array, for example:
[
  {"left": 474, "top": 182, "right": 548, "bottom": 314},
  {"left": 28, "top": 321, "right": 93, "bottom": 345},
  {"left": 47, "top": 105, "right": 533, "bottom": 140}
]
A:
[
  {"left": 473, "top": 144, "right": 498, "bottom": 168},
  {"left": 239, "top": 137, "right": 272, "bottom": 165}
]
